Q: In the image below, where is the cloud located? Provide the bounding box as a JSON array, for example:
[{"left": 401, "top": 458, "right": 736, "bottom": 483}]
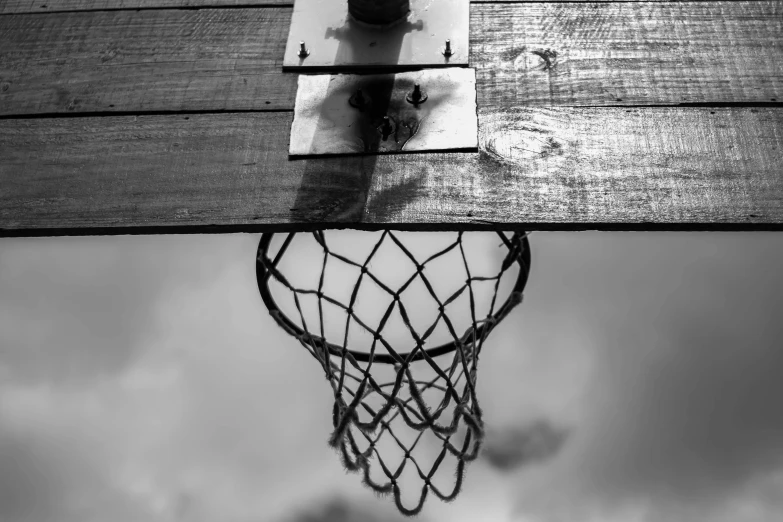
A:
[
  {"left": 283, "top": 496, "right": 425, "bottom": 522},
  {"left": 482, "top": 419, "right": 570, "bottom": 472},
  {"left": 0, "top": 233, "right": 342, "bottom": 522},
  {"left": 0, "top": 413, "right": 154, "bottom": 522},
  {"left": 0, "top": 425, "right": 57, "bottom": 522},
  {"left": 0, "top": 235, "right": 230, "bottom": 387},
  {"left": 505, "top": 233, "right": 783, "bottom": 521},
  {"left": 3, "top": 232, "right": 783, "bottom": 522}
]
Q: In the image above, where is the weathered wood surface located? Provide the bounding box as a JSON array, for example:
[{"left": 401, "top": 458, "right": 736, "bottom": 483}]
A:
[
  {"left": 0, "top": 0, "right": 743, "bottom": 16},
  {"left": 1, "top": 1, "right": 781, "bottom": 233},
  {"left": 0, "top": 8, "right": 296, "bottom": 113},
  {"left": 474, "top": 1, "right": 782, "bottom": 107},
  {"left": 2, "top": 108, "right": 781, "bottom": 235},
  {"left": 0, "top": 1, "right": 290, "bottom": 15},
  {"left": 1, "top": 2, "right": 780, "bottom": 116}
]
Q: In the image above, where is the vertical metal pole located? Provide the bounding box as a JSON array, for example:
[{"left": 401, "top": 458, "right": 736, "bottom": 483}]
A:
[{"left": 348, "top": 0, "right": 411, "bottom": 26}]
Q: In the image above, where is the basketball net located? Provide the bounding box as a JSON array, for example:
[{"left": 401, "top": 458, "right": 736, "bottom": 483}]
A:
[{"left": 256, "top": 230, "right": 531, "bottom": 516}]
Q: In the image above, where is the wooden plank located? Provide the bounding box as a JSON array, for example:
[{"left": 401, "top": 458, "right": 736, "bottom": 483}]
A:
[
  {"left": 0, "top": 8, "right": 297, "bottom": 114},
  {"left": 2, "top": 108, "right": 781, "bottom": 235},
  {"left": 0, "top": 0, "right": 761, "bottom": 16},
  {"left": 0, "top": 1, "right": 290, "bottom": 15},
  {"left": 1, "top": 3, "right": 780, "bottom": 116},
  {"left": 472, "top": 1, "right": 782, "bottom": 106}
]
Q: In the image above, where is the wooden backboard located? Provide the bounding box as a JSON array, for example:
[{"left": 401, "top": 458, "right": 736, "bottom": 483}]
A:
[{"left": 1, "top": 0, "right": 781, "bottom": 235}]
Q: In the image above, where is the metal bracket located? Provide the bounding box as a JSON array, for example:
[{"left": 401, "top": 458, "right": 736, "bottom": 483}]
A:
[
  {"left": 283, "top": 0, "right": 470, "bottom": 70},
  {"left": 289, "top": 68, "right": 478, "bottom": 157}
]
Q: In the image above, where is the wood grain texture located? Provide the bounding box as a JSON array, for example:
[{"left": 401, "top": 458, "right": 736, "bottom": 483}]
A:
[
  {"left": 473, "top": 1, "right": 782, "bottom": 106},
  {"left": 0, "top": 0, "right": 758, "bottom": 15},
  {"left": 0, "top": 8, "right": 296, "bottom": 114},
  {"left": 0, "top": 0, "right": 290, "bottom": 15},
  {"left": 1, "top": 2, "right": 780, "bottom": 116},
  {"left": 2, "top": 108, "right": 781, "bottom": 235}
]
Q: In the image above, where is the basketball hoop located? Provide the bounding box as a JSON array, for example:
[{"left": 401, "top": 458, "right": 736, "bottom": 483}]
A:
[{"left": 256, "top": 230, "right": 531, "bottom": 515}]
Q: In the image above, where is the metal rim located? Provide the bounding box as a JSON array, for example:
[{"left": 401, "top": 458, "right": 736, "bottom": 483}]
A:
[{"left": 256, "top": 231, "right": 531, "bottom": 364}]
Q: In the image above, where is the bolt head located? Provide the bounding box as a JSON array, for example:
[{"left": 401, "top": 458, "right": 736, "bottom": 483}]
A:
[
  {"left": 379, "top": 116, "right": 394, "bottom": 136},
  {"left": 348, "top": 89, "right": 367, "bottom": 110},
  {"left": 443, "top": 39, "right": 453, "bottom": 57},
  {"left": 406, "top": 83, "right": 428, "bottom": 105}
]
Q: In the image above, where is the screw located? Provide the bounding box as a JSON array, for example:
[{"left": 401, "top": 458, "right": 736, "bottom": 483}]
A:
[
  {"left": 443, "top": 39, "right": 453, "bottom": 57},
  {"left": 298, "top": 41, "right": 309, "bottom": 58},
  {"left": 349, "top": 89, "right": 366, "bottom": 109},
  {"left": 406, "top": 83, "right": 428, "bottom": 105},
  {"left": 379, "top": 116, "right": 394, "bottom": 139}
]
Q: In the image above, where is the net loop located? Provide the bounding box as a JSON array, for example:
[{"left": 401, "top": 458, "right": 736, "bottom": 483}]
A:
[{"left": 256, "top": 231, "right": 531, "bottom": 516}]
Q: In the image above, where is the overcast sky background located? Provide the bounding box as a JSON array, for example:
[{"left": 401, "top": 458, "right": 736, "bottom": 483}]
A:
[{"left": 1, "top": 232, "right": 782, "bottom": 522}]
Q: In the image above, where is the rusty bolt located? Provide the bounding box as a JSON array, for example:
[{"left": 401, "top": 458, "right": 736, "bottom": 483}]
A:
[
  {"left": 298, "top": 41, "right": 310, "bottom": 58},
  {"left": 406, "top": 83, "right": 428, "bottom": 105},
  {"left": 349, "top": 89, "right": 367, "bottom": 109},
  {"left": 443, "top": 39, "right": 453, "bottom": 57},
  {"left": 379, "top": 116, "right": 394, "bottom": 139}
]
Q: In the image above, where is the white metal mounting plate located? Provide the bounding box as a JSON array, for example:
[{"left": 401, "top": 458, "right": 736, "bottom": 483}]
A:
[
  {"left": 283, "top": 0, "right": 469, "bottom": 70},
  {"left": 289, "top": 68, "right": 478, "bottom": 157}
]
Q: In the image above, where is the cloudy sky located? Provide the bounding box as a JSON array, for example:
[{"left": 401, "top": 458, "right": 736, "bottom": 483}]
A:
[{"left": 1, "top": 232, "right": 782, "bottom": 522}]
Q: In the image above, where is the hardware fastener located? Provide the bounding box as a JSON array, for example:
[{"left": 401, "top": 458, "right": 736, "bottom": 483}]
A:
[
  {"left": 379, "top": 116, "right": 395, "bottom": 139},
  {"left": 443, "top": 39, "right": 453, "bottom": 57},
  {"left": 349, "top": 89, "right": 367, "bottom": 109},
  {"left": 406, "top": 83, "right": 428, "bottom": 105}
]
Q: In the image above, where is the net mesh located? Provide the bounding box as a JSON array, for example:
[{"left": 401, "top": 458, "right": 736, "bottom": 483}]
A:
[{"left": 256, "top": 230, "right": 530, "bottom": 516}]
